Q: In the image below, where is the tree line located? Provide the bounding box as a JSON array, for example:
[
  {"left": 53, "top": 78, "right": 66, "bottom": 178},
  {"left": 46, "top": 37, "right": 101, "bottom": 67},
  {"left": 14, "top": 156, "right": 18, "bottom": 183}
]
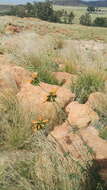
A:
[
  {"left": 6, "top": 1, "right": 75, "bottom": 24},
  {"left": 1, "top": 2, "right": 107, "bottom": 27},
  {"left": 80, "top": 6, "right": 107, "bottom": 27}
]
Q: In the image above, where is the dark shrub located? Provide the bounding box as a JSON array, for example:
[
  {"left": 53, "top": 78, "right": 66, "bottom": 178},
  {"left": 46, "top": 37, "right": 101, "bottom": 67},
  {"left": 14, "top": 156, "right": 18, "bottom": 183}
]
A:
[
  {"left": 94, "top": 17, "right": 107, "bottom": 27},
  {"left": 80, "top": 13, "right": 92, "bottom": 26}
]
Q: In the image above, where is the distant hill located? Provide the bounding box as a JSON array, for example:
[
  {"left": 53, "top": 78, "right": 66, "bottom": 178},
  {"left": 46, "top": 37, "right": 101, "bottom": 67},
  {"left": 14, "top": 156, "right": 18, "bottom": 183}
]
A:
[
  {"left": 85, "top": 0, "right": 107, "bottom": 7},
  {"left": 53, "top": 0, "right": 107, "bottom": 7},
  {"left": 53, "top": 0, "right": 83, "bottom": 6}
]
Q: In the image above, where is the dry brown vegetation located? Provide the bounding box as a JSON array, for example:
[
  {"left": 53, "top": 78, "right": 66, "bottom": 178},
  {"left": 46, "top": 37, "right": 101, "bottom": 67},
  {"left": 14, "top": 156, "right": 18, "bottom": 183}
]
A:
[{"left": 0, "top": 15, "right": 107, "bottom": 190}]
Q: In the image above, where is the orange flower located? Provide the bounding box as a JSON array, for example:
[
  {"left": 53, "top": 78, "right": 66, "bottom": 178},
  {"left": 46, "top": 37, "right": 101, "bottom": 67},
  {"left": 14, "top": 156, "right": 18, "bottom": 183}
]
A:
[
  {"left": 43, "top": 88, "right": 58, "bottom": 103},
  {"left": 31, "top": 117, "right": 48, "bottom": 133},
  {"left": 31, "top": 72, "right": 38, "bottom": 79},
  {"left": 50, "top": 88, "right": 58, "bottom": 95}
]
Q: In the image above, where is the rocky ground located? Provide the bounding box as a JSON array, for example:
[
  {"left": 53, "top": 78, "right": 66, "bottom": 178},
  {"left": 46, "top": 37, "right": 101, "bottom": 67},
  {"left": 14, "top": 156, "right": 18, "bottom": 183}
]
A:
[{"left": 0, "top": 16, "right": 107, "bottom": 189}]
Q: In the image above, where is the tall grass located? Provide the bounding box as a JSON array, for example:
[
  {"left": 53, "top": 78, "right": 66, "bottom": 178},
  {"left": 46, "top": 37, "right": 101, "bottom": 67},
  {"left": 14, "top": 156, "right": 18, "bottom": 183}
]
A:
[
  {"left": 1, "top": 32, "right": 59, "bottom": 85},
  {"left": 0, "top": 129, "right": 103, "bottom": 190},
  {"left": 0, "top": 90, "right": 32, "bottom": 149},
  {"left": 0, "top": 90, "right": 104, "bottom": 190},
  {"left": 71, "top": 71, "right": 105, "bottom": 103},
  {"left": 0, "top": 26, "right": 106, "bottom": 190}
]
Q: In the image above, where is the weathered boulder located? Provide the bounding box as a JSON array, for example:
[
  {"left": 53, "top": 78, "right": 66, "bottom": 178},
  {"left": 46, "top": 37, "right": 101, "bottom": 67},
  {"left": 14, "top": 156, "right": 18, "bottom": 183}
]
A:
[
  {"left": 86, "top": 92, "right": 107, "bottom": 111},
  {"left": 17, "top": 82, "right": 75, "bottom": 126},
  {"left": 0, "top": 64, "right": 35, "bottom": 91},
  {"left": 80, "top": 126, "right": 107, "bottom": 160},
  {"left": 50, "top": 122, "right": 92, "bottom": 160},
  {"left": 0, "top": 55, "right": 10, "bottom": 65},
  {"left": 5, "top": 65, "right": 35, "bottom": 88},
  {"left": 53, "top": 72, "right": 77, "bottom": 88},
  {"left": 51, "top": 123, "right": 107, "bottom": 171},
  {"left": 66, "top": 101, "right": 99, "bottom": 128}
]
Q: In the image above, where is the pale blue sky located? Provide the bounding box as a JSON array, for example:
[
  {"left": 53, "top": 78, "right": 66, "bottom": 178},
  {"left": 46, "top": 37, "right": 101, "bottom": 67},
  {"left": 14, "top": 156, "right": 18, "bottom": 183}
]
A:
[
  {"left": 0, "top": 0, "right": 44, "bottom": 4},
  {"left": 0, "top": 0, "right": 103, "bottom": 4}
]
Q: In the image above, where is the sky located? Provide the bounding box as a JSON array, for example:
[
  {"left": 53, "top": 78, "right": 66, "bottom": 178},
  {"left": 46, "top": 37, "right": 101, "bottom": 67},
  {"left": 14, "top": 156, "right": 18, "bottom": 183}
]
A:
[
  {"left": 0, "top": 0, "right": 43, "bottom": 4},
  {"left": 0, "top": 0, "right": 104, "bottom": 4}
]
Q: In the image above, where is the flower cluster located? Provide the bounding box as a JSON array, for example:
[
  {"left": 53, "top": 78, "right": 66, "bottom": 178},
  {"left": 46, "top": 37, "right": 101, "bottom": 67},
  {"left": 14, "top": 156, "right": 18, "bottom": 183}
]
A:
[
  {"left": 32, "top": 117, "right": 48, "bottom": 133},
  {"left": 31, "top": 72, "right": 40, "bottom": 85},
  {"left": 44, "top": 88, "right": 58, "bottom": 102}
]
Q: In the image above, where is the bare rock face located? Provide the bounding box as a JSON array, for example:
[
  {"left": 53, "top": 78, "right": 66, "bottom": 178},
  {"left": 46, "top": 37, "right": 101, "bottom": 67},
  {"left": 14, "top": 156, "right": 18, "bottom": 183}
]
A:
[
  {"left": 86, "top": 92, "right": 107, "bottom": 110},
  {"left": 50, "top": 122, "right": 83, "bottom": 158},
  {"left": 0, "top": 64, "right": 35, "bottom": 91},
  {"left": 51, "top": 123, "right": 107, "bottom": 169},
  {"left": 50, "top": 122, "right": 107, "bottom": 187},
  {"left": 66, "top": 101, "right": 99, "bottom": 128},
  {"left": 53, "top": 71, "right": 77, "bottom": 89},
  {"left": 5, "top": 65, "right": 34, "bottom": 88},
  {"left": 0, "top": 55, "right": 10, "bottom": 65},
  {"left": 80, "top": 126, "right": 107, "bottom": 160},
  {"left": 17, "top": 82, "right": 75, "bottom": 126}
]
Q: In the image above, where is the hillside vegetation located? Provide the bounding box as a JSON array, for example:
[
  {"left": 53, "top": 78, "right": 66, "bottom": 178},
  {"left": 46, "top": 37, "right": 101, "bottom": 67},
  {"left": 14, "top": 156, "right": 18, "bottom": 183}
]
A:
[
  {"left": 54, "top": 5, "right": 107, "bottom": 24},
  {"left": 0, "top": 3, "right": 107, "bottom": 190}
]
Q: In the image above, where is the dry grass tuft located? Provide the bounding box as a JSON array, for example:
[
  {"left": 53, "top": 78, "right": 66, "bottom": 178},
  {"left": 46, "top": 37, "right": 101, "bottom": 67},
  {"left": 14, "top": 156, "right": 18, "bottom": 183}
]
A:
[
  {"left": 71, "top": 71, "right": 105, "bottom": 103},
  {"left": 0, "top": 89, "right": 32, "bottom": 149}
]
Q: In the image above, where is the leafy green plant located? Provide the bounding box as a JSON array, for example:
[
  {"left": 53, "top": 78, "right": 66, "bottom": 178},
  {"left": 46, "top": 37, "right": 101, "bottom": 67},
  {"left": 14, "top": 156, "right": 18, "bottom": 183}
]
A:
[
  {"left": 71, "top": 72, "right": 105, "bottom": 103},
  {"left": 37, "top": 68, "right": 59, "bottom": 85},
  {"left": 29, "top": 57, "right": 59, "bottom": 85}
]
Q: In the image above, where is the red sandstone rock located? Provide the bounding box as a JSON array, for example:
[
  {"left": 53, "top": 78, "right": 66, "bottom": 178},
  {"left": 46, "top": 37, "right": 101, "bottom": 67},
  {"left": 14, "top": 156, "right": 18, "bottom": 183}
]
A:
[{"left": 66, "top": 101, "right": 99, "bottom": 128}]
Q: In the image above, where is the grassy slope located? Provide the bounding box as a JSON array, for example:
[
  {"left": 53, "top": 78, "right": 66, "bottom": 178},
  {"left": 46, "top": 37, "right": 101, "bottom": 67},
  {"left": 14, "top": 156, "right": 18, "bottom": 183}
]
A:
[
  {"left": 0, "top": 13, "right": 106, "bottom": 189},
  {"left": 0, "top": 15, "right": 107, "bottom": 42},
  {"left": 54, "top": 5, "right": 107, "bottom": 24}
]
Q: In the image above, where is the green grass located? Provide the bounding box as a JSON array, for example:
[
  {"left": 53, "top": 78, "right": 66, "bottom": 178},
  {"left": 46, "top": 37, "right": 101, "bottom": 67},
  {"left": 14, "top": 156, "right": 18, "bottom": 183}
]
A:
[
  {"left": 0, "top": 90, "right": 32, "bottom": 149},
  {"left": 32, "top": 68, "right": 59, "bottom": 85},
  {"left": 71, "top": 72, "right": 105, "bottom": 103},
  {"left": 0, "top": 12, "right": 106, "bottom": 190},
  {"left": 53, "top": 6, "right": 107, "bottom": 42},
  {"left": 99, "top": 127, "right": 107, "bottom": 140},
  {"left": 28, "top": 59, "right": 59, "bottom": 85},
  {"left": 54, "top": 5, "right": 107, "bottom": 24},
  {"left": 0, "top": 14, "right": 107, "bottom": 42}
]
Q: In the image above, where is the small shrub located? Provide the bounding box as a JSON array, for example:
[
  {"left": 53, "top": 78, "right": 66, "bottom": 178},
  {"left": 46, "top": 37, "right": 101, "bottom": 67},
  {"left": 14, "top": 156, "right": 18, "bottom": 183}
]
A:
[
  {"left": 61, "top": 57, "right": 78, "bottom": 74},
  {"left": 29, "top": 56, "right": 59, "bottom": 85},
  {"left": 64, "top": 61, "right": 77, "bottom": 74},
  {"left": 71, "top": 72, "right": 105, "bottom": 103},
  {"left": 80, "top": 13, "right": 92, "bottom": 26},
  {"left": 94, "top": 17, "right": 107, "bottom": 27},
  {"left": 32, "top": 68, "right": 59, "bottom": 85},
  {"left": 68, "top": 11, "right": 75, "bottom": 24},
  {"left": 54, "top": 39, "right": 65, "bottom": 50}
]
